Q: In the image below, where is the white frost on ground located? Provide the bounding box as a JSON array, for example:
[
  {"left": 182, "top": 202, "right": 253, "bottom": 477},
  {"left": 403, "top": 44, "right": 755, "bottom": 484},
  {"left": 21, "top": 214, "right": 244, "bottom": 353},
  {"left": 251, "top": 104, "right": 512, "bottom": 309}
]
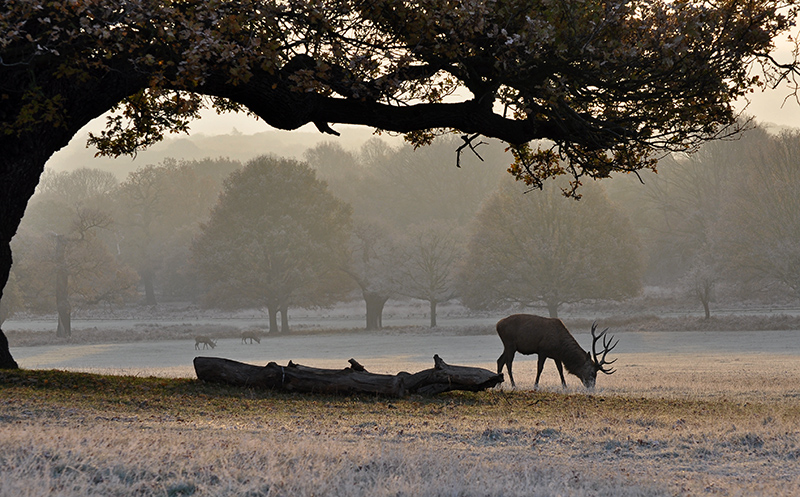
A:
[{"left": 8, "top": 326, "right": 800, "bottom": 399}]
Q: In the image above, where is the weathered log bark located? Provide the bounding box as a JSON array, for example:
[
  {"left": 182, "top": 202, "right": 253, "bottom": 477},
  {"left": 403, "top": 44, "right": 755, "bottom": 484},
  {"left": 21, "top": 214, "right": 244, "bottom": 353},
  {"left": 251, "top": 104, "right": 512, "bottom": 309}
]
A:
[
  {"left": 193, "top": 355, "right": 503, "bottom": 397},
  {"left": 403, "top": 355, "right": 505, "bottom": 395},
  {"left": 193, "top": 357, "right": 406, "bottom": 396}
]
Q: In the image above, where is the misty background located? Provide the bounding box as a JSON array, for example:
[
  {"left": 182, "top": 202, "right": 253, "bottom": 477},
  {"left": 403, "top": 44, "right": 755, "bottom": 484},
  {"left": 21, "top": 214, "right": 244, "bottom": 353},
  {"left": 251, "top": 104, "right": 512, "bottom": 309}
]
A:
[{"left": 3, "top": 117, "right": 800, "bottom": 340}]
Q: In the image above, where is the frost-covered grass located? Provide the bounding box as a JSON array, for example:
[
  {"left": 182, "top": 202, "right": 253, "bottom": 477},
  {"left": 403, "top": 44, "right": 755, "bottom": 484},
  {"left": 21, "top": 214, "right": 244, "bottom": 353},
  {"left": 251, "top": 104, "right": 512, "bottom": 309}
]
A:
[
  {"left": 8, "top": 312, "right": 800, "bottom": 348},
  {"left": 590, "top": 313, "right": 800, "bottom": 332},
  {"left": 2, "top": 366, "right": 799, "bottom": 497}
]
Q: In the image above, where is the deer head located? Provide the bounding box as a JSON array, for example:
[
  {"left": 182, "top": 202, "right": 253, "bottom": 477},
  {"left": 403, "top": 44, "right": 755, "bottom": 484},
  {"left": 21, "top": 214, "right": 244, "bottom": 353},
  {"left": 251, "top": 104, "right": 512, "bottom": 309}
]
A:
[{"left": 591, "top": 322, "right": 618, "bottom": 375}]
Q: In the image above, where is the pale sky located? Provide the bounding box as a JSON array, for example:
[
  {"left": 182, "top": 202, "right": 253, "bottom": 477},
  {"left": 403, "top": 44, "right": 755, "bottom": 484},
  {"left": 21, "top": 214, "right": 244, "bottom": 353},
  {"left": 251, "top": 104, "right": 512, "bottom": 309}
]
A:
[
  {"left": 740, "top": 35, "right": 800, "bottom": 129},
  {"left": 738, "top": 86, "right": 800, "bottom": 129}
]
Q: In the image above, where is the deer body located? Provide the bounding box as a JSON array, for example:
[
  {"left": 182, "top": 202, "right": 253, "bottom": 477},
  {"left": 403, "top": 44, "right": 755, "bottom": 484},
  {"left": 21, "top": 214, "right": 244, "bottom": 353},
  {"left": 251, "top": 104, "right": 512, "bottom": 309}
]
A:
[
  {"left": 496, "top": 314, "right": 617, "bottom": 389},
  {"left": 241, "top": 331, "right": 261, "bottom": 344},
  {"left": 195, "top": 336, "right": 217, "bottom": 350}
]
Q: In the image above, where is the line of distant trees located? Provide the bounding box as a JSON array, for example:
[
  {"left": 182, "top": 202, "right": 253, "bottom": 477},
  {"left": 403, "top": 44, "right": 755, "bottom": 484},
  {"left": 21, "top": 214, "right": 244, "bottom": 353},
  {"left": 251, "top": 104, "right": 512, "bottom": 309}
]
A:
[{"left": 3, "top": 127, "right": 800, "bottom": 333}]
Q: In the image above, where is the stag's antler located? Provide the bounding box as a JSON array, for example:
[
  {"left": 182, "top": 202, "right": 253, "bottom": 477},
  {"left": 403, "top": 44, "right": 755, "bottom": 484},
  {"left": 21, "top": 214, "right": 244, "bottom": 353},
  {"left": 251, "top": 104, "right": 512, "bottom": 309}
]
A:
[{"left": 591, "top": 322, "right": 618, "bottom": 374}]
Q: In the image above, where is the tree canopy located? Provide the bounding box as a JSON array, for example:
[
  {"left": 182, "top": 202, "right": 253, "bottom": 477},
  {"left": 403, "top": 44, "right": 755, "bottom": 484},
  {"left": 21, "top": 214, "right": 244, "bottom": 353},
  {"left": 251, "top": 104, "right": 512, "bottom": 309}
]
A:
[
  {"left": 191, "top": 155, "right": 352, "bottom": 333},
  {"left": 115, "top": 160, "right": 228, "bottom": 305},
  {"left": 457, "top": 179, "right": 643, "bottom": 318},
  {"left": 1, "top": 0, "right": 799, "bottom": 367},
  {"left": 3, "top": 0, "right": 798, "bottom": 181}
]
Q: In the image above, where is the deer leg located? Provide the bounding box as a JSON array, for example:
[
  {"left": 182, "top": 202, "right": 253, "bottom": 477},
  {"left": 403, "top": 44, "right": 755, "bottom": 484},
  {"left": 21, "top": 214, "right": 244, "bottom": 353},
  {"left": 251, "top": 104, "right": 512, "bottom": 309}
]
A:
[
  {"left": 506, "top": 351, "right": 516, "bottom": 387},
  {"left": 506, "top": 353, "right": 516, "bottom": 387},
  {"left": 534, "top": 355, "right": 547, "bottom": 389},
  {"left": 554, "top": 360, "right": 567, "bottom": 388},
  {"left": 498, "top": 349, "right": 516, "bottom": 387}
]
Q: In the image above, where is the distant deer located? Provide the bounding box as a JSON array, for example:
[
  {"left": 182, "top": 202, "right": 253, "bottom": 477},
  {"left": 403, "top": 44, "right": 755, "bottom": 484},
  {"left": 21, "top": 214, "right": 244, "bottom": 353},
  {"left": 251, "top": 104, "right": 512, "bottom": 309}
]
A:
[
  {"left": 241, "top": 331, "right": 261, "bottom": 344},
  {"left": 496, "top": 314, "right": 618, "bottom": 389},
  {"left": 195, "top": 336, "right": 217, "bottom": 350}
]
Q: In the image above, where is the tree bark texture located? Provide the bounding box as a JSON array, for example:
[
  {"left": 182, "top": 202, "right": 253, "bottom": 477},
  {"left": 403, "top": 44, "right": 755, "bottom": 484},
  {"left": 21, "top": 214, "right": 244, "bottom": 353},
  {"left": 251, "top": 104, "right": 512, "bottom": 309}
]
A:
[
  {"left": 267, "top": 306, "right": 279, "bottom": 334},
  {"left": 364, "top": 292, "right": 388, "bottom": 331},
  {"left": 194, "top": 354, "right": 504, "bottom": 397},
  {"left": 280, "top": 306, "right": 290, "bottom": 334}
]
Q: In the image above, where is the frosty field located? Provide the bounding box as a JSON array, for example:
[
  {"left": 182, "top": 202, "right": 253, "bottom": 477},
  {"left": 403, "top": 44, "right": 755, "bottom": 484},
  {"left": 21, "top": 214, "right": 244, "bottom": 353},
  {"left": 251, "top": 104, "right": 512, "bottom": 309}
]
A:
[{"left": 2, "top": 322, "right": 800, "bottom": 496}]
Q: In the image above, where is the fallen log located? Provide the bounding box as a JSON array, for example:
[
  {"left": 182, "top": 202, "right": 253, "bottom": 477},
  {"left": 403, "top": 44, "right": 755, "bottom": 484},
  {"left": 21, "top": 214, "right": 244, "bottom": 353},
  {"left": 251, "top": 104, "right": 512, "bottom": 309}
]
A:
[
  {"left": 404, "top": 354, "right": 506, "bottom": 395},
  {"left": 193, "top": 357, "right": 405, "bottom": 396},
  {"left": 193, "top": 355, "right": 503, "bottom": 397}
]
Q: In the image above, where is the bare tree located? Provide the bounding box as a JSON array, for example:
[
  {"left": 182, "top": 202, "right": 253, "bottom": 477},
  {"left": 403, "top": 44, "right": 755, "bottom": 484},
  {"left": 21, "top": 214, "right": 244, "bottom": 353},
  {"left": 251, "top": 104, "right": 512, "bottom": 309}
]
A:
[
  {"left": 15, "top": 169, "right": 137, "bottom": 336},
  {"left": 398, "top": 222, "right": 463, "bottom": 328},
  {"left": 55, "top": 208, "right": 114, "bottom": 336},
  {"left": 716, "top": 130, "right": 800, "bottom": 298},
  {"left": 637, "top": 128, "right": 761, "bottom": 285},
  {"left": 681, "top": 247, "right": 718, "bottom": 319}
]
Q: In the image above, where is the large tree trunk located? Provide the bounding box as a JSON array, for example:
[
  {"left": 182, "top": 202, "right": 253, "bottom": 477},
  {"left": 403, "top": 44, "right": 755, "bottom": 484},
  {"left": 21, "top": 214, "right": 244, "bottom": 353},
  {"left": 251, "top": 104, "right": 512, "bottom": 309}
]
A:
[
  {"left": 0, "top": 66, "right": 144, "bottom": 368},
  {"left": 429, "top": 299, "right": 438, "bottom": 328},
  {"left": 0, "top": 245, "right": 18, "bottom": 369},
  {"left": 0, "top": 331, "right": 16, "bottom": 370},
  {"left": 194, "top": 355, "right": 504, "bottom": 397},
  {"left": 0, "top": 134, "right": 68, "bottom": 367},
  {"left": 280, "top": 304, "right": 290, "bottom": 334},
  {"left": 55, "top": 276, "right": 72, "bottom": 339},
  {"left": 364, "top": 292, "right": 388, "bottom": 331},
  {"left": 267, "top": 306, "right": 279, "bottom": 334}
]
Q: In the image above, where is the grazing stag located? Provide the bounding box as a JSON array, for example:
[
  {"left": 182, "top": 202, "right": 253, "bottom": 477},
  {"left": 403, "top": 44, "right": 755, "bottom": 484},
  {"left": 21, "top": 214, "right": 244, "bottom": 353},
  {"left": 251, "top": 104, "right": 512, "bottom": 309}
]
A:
[
  {"left": 496, "top": 314, "right": 617, "bottom": 389},
  {"left": 195, "top": 336, "right": 217, "bottom": 350},
  {"left": 241, "top": 331, "right": 261, "bottom": 344}
]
